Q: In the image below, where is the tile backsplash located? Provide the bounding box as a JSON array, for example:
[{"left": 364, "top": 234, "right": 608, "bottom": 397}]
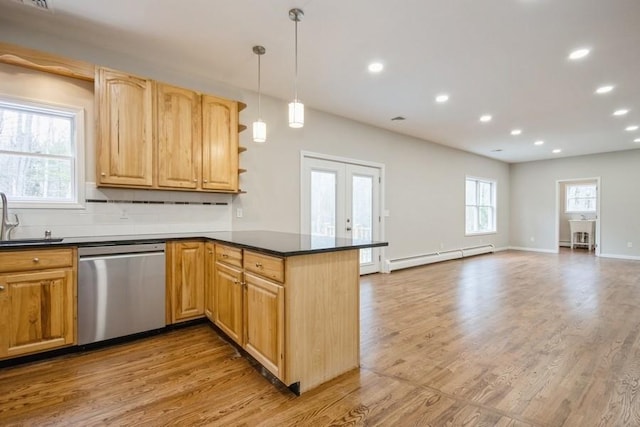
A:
[{"left": 7, "top": 183, "right": 233, "bottom": 239}]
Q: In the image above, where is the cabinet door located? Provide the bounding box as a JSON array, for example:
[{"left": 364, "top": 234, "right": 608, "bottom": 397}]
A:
[
  {"left": 0, "top": 269, "right": 75, "bottom": 359},
  {"left": 169, "top": 241, "right": 205, "bottom": 323},
  {"left": 96, "top": 67, "right": 154, "bottom": 187},
  {"left": 201, "top": 95, "right": 239, "bottom": 192},
  {"left": 244, "top": 272, "right": 284, "bottom": 379},
  {"left": 204, "top": 242, "right": 215, "bottom": 322},
  {"left": 214, "top": 262, "right": 244, "bottom": 344},
  {"left": 156, "top": 83, "right": 202, "bottom": 189}
]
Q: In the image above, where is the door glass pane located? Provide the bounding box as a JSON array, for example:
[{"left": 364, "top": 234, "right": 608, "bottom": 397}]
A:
[
  {"left": 353, "top": 175, "right": 373, "bottom": 264},
  {"left": 310, "top": 170, "right": 336, "bottom": 237}
]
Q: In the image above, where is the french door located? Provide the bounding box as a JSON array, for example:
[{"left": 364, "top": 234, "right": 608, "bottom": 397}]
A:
[{"left": 301, "top": 155, "right": 382, "bottom": 274}]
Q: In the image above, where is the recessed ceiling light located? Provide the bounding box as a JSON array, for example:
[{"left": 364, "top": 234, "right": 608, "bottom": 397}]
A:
[
  {"left": 479, "top": 115, "right": 492, "bottom": 123},
  {"left": 626, "top": 125, "right": 639, "bottom": 131},
  {"left": 435, "top": 94, "right": 449, "bottom": 103},
  {"left": 534, "top": 140, "right": 544, "bottom": 146},
  {"left": 613, "top": 109, "right": 629, "bottom": 116},
  {"left": 568, "top": 48, "right": 590, "bottom": 60},
  {"left": 635, "top": 138, "right": 640, "bottom": 143},
  {"left": 595, "top": 85, "right": 614, "bottom": 94},
  {"left": 552, "top": 149, "right": 562, "bottom": 154},
  {"left": 368, "top": 62, "right": 384, "bottom": 73},
  {"left": 511, "top": 129, "right": 522, "bottom": 136}
]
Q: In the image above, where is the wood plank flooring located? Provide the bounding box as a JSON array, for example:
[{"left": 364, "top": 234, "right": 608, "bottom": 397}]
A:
[{"left": 2, "top": 249, "right": 640, "bottom": 426}]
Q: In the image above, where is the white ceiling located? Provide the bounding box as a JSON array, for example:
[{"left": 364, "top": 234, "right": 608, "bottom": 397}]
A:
[{"left": 1, "top": 0, "right": 639, "bottom": 163}]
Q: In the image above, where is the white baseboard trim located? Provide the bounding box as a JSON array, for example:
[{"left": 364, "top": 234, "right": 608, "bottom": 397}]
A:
[
  {"left": 599, "top": 253, "right": 640, "bottom": 261},
  {"left": 493, "top": 246, "right": 510, "bottom": 252},
  {"left": 385, "top": 244, "right": 495, "bottom": 272},
  {"left": 509, "top": 246, "right": 558, "bottom": 254}
]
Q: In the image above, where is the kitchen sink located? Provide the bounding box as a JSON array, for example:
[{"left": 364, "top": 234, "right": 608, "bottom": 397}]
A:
[{"left": 0, "top": 238, "right": 64, "bottom": 245}]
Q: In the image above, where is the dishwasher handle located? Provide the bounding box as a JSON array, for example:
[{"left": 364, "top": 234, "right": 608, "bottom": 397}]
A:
[{"left": 78, "top": 243, "right": 166, "bottom": 257}]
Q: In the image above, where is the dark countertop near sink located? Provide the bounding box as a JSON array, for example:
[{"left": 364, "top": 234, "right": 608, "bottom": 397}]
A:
[{"left": 0, "top": 230, "right": 388, "bottom": 257}]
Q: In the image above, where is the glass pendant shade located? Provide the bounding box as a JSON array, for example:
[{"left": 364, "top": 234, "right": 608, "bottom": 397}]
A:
[
  {"left": 253, "top": 119, "right": 266, "bottom": 143},
  {"left": 288, "top": 100, "right": 304, "bottom": 128}
]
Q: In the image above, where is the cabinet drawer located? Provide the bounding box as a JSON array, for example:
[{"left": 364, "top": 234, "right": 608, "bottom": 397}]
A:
[
  {"left": 215, "top": 244, "right": 242, "bottom": 268},
  {"left": 0, "top": 248, "right": 74, "bottom": 273},
  {"left": 244, "top": 251, "right": 284, "bottom": 283}
]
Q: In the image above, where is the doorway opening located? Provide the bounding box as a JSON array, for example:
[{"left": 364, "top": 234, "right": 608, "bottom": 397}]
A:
[
  {"left": 555, "top": 177, "right": 600, "bottom": 256},
  {"left": 301, "top": 152, "right": 385, "bottom": 274}
]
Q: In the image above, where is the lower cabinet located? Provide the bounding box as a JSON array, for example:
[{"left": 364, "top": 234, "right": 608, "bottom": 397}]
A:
[
  {"left": 214, "top": 262, "right": 244, "bottom": 344},
  {"left": 0, "top": 248, "right": 76, "bottom": 360},
  {"left": 204, "top": 242, "right": 215, "bottom": 321},
  {"left": 213, "top": 244, "right": 285, "bottom": 380},
  {"left": 244, "top": 272, "right": 284, "bottom": 378},
  {"left": 167, "top": 241, "right": 205, "bottom": 324}
]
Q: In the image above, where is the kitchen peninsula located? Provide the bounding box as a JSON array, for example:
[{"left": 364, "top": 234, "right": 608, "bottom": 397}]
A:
[{"left": 0, "top": 230, "right": 388, "bottom": 395}]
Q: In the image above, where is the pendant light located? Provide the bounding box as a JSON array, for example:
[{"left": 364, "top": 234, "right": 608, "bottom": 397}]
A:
[
  {"left": 252, "top": 45, "right": 267, "bottom": 143},
  {"left": 288, "top": 8, "right": 304, "bottom": 128}
]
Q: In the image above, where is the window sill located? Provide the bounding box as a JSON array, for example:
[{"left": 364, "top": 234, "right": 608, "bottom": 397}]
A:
[{"left": 465, "top": 231, "right": 497, "bottom": 237}]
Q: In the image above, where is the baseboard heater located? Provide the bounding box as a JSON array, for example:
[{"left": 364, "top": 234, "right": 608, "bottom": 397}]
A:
[{"left": 386, "top": 244, "right": 495, "bottom": 272}]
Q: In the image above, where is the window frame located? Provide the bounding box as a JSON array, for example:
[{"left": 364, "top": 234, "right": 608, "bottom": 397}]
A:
[
  {"left": 565, "top": 183, "right": 597, "bottom": 214},
  {"left": 0, "top": 94, "right": 85, "bottom": 209},
  {"left": 465, "top": 176, "right": 497, "bottom": 236}
]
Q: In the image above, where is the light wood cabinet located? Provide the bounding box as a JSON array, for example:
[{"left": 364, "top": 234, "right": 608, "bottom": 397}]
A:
[
  {"left": 204, "top": 242, "right": 215, "bottom": 322},
  {"left": 202, "top": 95, "right": 239, "bottom": 192},
  {"left": 96, "top": 68, "right": 241, "bottom": 193},
  {"left": 96, "top": 67, "right": 154, "bottom": 187},
  {"left": 210, "top": 245, "right": 285, "bottom": 379},
  {"left": 156, "top": 83, "right": 202, "bottom": 189},
  {"left": 0, "top": 248, "right": 76, "bottom": 360},
  {"left": 214, "top": 262, "right": 244, "bottom": 344},
  {"left": 244, "top": 271, "right": 284, "bottom": 378},
  {"left": 167, "top": 241, "right": 205, "bottom": 324}
]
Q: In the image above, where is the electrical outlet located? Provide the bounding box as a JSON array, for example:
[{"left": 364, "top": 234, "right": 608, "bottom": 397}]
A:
[
  {"left": 236, "top": 208, "right": 243, "bottom": 218},
  {"left": 120, "top": 209, "right": 128, "bottom": 220},
  {"left": 530, "top": 236, "right": 535, "bottom": 242},
  {"left": 628, "top": 242, "right": 633, "bottom": 248}
]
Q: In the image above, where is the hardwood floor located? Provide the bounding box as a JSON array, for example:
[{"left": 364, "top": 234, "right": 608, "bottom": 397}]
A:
[{"left": 2, "top": 249, "right": 640, "bottom": 426}]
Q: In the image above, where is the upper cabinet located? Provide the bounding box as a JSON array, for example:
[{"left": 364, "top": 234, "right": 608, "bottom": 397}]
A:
[
  {"left": 96, "top": 67, "right": 243, "bottom": 193},
  {"left": 156, "top": 83, "right": 202, "bottom": 190},
  {"left": 96, "top": 67, "right": 154, "bottom": 187},
  {"left": 202, "top": 95, "right": 239, "bottom": 192}
]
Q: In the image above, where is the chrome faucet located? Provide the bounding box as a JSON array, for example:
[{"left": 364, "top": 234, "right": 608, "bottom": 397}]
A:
[{"left": 0, "top": 192, "right": 20, "bottom": 240}]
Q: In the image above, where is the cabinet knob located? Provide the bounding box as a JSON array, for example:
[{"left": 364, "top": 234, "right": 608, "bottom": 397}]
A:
[
  {"left": 193, "top": 179, "right": 198, "bottom": 183},
  {"left": 33, "top": 257, "right": 40, "bottom": 263},
  {"left": 203, "top": 179, "right": 208, "bottom": 183},
  {"left": 222, "top": 253, "right": 229, "bottom": 258},
  {"left": 101, "top": 172, "right": 106, "bottom": 177},
  {"left": 0, "top": 285, "right": 5, "bottom": 291},
  {"left": 255, "top": 262, "right": 263, "bottom": 268},
  {"left": 208, "top": 250, "right": 213, "bottom": 255}
]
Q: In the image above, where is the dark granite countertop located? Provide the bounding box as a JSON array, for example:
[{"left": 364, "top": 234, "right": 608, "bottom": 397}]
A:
[{"left": 0, "top": 230, "right": 388, "bottom": 257}]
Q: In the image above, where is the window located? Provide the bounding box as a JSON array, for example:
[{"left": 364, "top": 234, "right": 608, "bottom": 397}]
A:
[
  {"left": 466, "top": 177, "right": 496, "bottom": 234},
  {"left": 566, "top": 184, "right": 596, "bottom": 213},
  {"left": 0, "top": 97, "right": 84, "bottom": 208}
]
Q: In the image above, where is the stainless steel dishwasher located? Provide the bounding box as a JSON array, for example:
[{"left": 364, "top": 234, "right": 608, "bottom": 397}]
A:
[{"left": 78, "top": 243, "right": 166, "bottom": 345}]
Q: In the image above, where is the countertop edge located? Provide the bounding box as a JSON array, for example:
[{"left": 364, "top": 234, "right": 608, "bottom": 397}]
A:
[{"left": 0, "top": 233, "right": 389, "bottom": 257}]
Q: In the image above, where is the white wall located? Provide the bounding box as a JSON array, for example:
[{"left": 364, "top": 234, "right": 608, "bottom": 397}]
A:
[
  {"left": 0, "top": 24, "right": 511, "bottom": 260},
  {"left": 510, "top": 150, "right": 640, "bottom": 259}
]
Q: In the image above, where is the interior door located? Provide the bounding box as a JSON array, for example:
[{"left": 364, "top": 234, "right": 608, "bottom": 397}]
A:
[{"left": 302, "top": 156, "right": 382, "bottom": 274}]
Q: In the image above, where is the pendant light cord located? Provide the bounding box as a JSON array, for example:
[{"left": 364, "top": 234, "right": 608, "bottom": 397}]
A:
[
  {"left": 294, "top": 18, "right": 298, "bottom": 101},
  {"left": 257, "top": 53, "right": 262, "bottom": 118}
]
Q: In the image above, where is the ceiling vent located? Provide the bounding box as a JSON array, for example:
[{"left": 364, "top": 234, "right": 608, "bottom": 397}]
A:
[
  {"left": 11, "top": 0, "right": 52, "bottom": 12},
  {"left": 391, "top": 116, "right": 406, "bottom": 121}
]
